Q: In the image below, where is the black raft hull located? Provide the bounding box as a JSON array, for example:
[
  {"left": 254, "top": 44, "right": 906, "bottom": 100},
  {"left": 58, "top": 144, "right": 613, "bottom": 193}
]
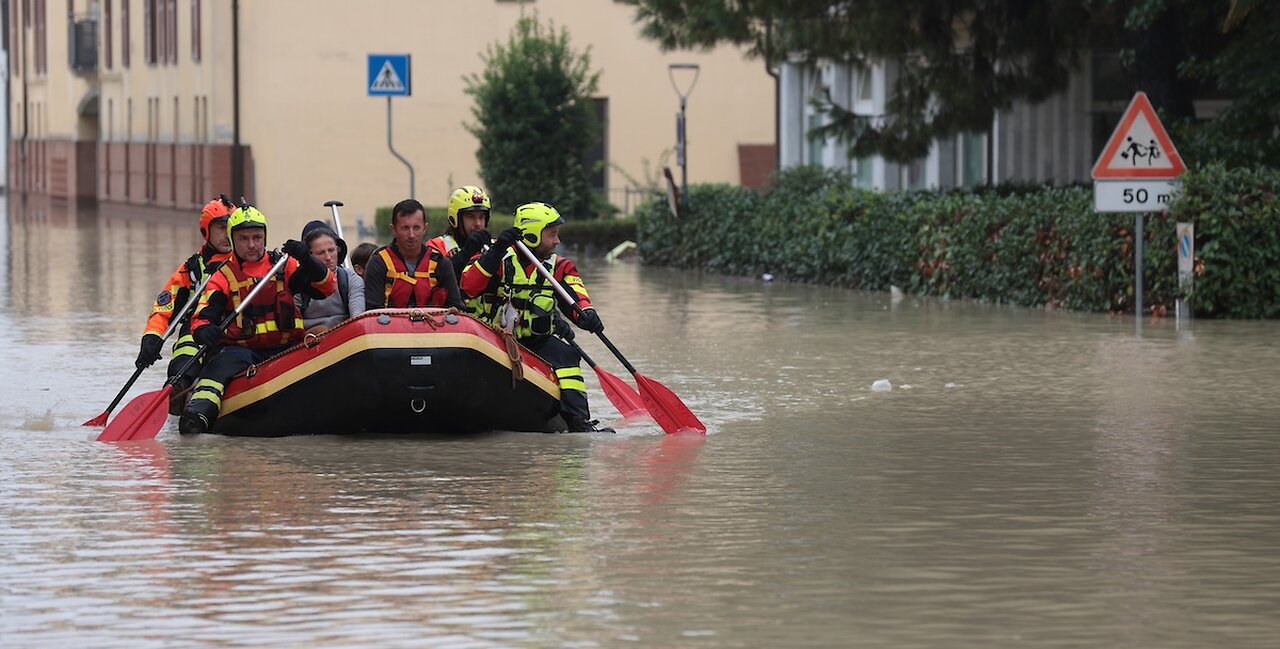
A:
[{"left": 211, "top": 309, "right": 564, "bottom": 436}]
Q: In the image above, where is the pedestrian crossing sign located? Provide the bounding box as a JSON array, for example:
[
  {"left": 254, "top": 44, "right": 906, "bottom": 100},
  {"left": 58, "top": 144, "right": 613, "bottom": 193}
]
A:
[
  {"left": 368, "top": 54, "right": 411, "bottom": 97},
  {"left": 1092, "top": 92, "right": 1185, "bottom": 180}
]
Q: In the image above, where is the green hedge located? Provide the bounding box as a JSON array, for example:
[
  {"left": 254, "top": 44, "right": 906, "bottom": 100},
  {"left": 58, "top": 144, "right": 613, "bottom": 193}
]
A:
[
  {"left": 373, "top": 206, "right": 636, "bottom": 252},
  {"left": 635, "top": 164, "right": 1280, "bottom": 318}
]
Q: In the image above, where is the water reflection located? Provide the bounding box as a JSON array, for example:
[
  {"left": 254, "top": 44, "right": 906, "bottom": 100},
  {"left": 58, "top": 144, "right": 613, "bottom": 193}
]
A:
[{"left": 3, "top": 197, "right": 1280, "bottom": 647}]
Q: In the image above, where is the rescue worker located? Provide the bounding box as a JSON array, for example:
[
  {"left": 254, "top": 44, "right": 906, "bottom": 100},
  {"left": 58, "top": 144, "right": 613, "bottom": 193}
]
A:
[
  {"left": 135, "top": 196, "right": 235, "bottom": 415},
  {"left": 428, "top": 186, "right": 493, "bottom": 273},
  {"left": 179, "top": 205, "right": 336, "bottom": 435},
  {"left": 426, "top": 186, "right": 500, "bottom": 318},
  {"left": 460, "top": 202, "right": 611, "bottom": 433},
  {"left": 363, "top": 198, "right": 464, "bottom": 310}
]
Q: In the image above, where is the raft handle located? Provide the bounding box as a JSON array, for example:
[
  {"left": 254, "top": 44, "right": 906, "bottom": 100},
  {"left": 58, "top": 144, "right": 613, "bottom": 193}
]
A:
[{"left": 410, "top": 398, "right": 426, "bottom": 414}]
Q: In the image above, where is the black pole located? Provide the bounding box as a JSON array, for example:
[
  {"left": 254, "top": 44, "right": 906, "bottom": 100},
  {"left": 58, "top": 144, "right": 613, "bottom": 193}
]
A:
[
  {"left": 680, "top": 98, "right": 688, "bottom": 212},
  {"left": 231, "top": 0, "right": 242, "bottom": 199}
]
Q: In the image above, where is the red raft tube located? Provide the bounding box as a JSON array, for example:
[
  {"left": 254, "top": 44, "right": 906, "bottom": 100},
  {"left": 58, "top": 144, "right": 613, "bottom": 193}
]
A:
[{"left": 211, "top": 309, "right": 565, "bottom": 436}]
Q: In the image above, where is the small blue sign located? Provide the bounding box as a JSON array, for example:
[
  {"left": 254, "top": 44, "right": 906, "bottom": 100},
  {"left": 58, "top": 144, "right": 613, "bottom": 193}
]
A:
[{"left": 368, "top": 54, "right": 411, "bottom": 97}]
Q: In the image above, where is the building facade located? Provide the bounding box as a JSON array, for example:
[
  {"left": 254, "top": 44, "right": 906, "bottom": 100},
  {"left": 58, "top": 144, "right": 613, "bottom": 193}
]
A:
[
  {"left": 8, "top": 0, "right": 775, "bottom": 237},
  {"left": 778, "top": 52, "right": 1224, "bottom": 190}
]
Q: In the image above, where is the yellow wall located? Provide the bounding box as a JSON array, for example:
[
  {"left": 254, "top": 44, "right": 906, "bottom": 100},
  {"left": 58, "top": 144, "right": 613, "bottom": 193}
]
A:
[
  {"left": 12, "top": 0, "right": 774, "bottom": 239},
  {"left": 238, "top": 0, "right": 773, "bottom": 238}
]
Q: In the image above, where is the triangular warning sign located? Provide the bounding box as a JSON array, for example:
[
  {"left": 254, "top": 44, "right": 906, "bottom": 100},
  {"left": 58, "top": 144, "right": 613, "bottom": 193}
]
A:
[
  {"left": 370, "top": 60, "right": 406, "bottom": 92},
  {"left": 1092, "top": 92, "right": 1186, "bottom": 180}
]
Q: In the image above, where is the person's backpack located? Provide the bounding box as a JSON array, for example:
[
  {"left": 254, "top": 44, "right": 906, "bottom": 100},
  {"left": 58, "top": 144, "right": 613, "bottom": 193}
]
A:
[{"left": 300, "top": 267, "right": 349, "bottom": 313}]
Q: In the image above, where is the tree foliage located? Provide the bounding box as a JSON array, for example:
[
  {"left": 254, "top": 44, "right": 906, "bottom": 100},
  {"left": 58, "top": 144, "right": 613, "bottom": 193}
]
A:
[
  {"left": 624, "top": 0, "right": 1096, "bottom": 162},
  {"left": 465, "top": 17, "right": 601, "bottom": 217},
  {"left": 625, "top": 0, "right": 1280, "bottom": 167}
]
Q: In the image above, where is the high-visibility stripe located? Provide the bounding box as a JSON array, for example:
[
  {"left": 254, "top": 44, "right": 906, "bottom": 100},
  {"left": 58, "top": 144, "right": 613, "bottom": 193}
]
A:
[
  {"left": 555, "top": 367, "right": 586, "bottom": 393},
  {"left": 190, "top": 378, "right": 225, "bottom": 409}
]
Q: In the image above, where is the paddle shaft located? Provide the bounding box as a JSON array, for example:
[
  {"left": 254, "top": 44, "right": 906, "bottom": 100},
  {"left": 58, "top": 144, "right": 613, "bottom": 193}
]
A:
[
  {"left": 514, "top": 241, "right": 639, "bottom": 374},
  {"left": 513, "top": 242, "right": 704, "bottom": 435},
  {"left": 90, "top": 260, "right": 225, "bottom": 423},
  {"left": 324, "top": 200, "right": 352, "bottom": 270},
  {"left": 165, "top": 252, "right": 292, "bottom": 387}
]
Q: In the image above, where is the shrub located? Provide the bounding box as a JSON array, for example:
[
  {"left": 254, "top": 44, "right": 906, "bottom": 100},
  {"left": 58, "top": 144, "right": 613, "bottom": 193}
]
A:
[{"left": 636, "top": 165, "right": 1280, "bottom": 318}]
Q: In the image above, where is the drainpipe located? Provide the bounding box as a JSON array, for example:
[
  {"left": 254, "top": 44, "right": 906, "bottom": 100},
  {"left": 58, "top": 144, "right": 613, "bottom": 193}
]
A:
[
  {"left": 764, "top": 15, "right": 780, "bottom": 174},
  {"left": 231, "top": 0, "right": 242, "bottom": 199}
]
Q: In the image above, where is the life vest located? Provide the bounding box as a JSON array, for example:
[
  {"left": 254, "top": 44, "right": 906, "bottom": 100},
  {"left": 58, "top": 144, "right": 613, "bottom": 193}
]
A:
[
  {"left": 218, "top": 251, "right": 302, "bottom": 349},
  {"left": 425, "top": 234, "right": 459, "bottom": 258},
  {"left": 497, "top": 252, "right": 564, "bottom": 341},
  {"left": 377, "top": 245, "right": 450, "bottom": 308}
]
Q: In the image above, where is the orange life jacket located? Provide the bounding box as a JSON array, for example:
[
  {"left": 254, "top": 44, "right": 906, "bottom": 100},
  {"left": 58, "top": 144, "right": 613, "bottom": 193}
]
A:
[
  {"left": 377, "top": 245, "right": 450, "bottom": 308},
  {"left": 218, "top": 252, "right": 303, "bottom": 349}
]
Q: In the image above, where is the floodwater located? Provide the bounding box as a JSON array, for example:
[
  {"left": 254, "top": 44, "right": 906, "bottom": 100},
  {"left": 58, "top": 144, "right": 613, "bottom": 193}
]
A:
[{"left": 2, "top": 195, "right": 1279, "bottom": 647}]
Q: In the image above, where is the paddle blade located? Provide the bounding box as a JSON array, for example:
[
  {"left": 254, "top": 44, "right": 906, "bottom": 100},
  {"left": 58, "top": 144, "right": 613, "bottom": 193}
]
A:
[
  {"left": 634, "top": 373, "right": 705, "bottom": 435},
  {"left": 97, "top": 387, "right": 172, "bottom": 442},
  {"left": 593, "top": 366, "right": 649, "bottom": 420},
  {"left": 83, "top": 410, "right": 109, "bottom": 427}
]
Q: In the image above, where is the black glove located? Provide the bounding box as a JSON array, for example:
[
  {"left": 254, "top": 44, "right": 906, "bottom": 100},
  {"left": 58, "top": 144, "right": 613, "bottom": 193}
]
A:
[
  {"left": 135, "top": 334, "right": 164, "bottom": 369},
  {"left": 494, "top": 226, "right": 523, "bottom": 249},
  {"left": 194, "top": 325, "right": 224, "bottom": 349},
  {"left": 281, "top": 239, "right": 309, "bottom": 260},
  {"left": 554, "top": 316, "right": 575, "bottom": 341},
  {"left": 575, "top": 308, "right": 604, "bottom": 334},
  {"left": 461, "top": 229, "right": 491, "bottom": 257}
]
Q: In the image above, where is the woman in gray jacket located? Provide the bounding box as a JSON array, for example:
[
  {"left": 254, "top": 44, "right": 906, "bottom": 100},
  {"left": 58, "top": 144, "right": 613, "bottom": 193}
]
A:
[{"left": 297, "top": 221, "right": 365, "bottom": 334}]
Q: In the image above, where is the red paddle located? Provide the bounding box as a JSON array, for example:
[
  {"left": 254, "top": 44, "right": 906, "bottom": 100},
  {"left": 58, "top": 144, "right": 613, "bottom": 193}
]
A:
[
  {"left": 85, "top": 261, "right": 225, "bottom": 427},
  {"left": 515, "top": 241, "right": 705, "bottom": 435},
  {"left": 98, "top": 253, "right": 291, "bottom": 442},
  {"left": 565, "top": 336, "right": 648, "bottom": 419}
]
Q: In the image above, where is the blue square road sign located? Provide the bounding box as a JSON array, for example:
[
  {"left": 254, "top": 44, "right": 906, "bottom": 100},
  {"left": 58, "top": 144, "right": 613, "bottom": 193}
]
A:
[{"left": 368, "top": 54, "right": 411, "bottom": 97}]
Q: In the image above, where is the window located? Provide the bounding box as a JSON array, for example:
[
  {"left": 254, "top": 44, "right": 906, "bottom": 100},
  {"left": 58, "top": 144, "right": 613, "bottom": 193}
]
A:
[
  {"left": 143, "top": 0, "right": 151, "bottom": 63},
  {"left": 960, "top": 132, "right": 985, "bottom": 187},
  {"left": 35, "top": 0, "right": 46, "bottom": 74},
  {"left": 104, "top": 0, "right": 113, "bottom": 69},
  {"left": 122, "top": 0, "right": 130, "bottom": 67},
  {"left": 854, "top": 156, "right": 874, "bottom": 188},
  {"left": 190, "top": 0, "right": 199, "bottom": 61},
  {"left": 166, "top": 0, "right": 176, "bottom": 64},
  {"left": 806, "top": 113, "right": 825, "bottom": 166}
]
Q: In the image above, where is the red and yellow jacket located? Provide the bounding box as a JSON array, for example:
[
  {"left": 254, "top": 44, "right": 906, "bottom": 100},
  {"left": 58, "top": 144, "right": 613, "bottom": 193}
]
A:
[
  {"left": 461, "top": 249, "right": 592, "bottom": 340},
  {"left": 192, "top": 252, "right": 335, "bottom": 350},
  {"left": 142, "top": 247, "right": 232, "bottom": 340}
]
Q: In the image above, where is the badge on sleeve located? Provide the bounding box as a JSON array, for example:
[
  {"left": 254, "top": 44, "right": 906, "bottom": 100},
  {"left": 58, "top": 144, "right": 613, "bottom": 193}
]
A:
[{"left": 156, "top": 290, "right": 173, "bottom": 306}]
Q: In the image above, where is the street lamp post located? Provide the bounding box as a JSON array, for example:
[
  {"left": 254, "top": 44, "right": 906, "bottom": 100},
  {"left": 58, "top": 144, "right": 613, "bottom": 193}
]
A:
[{"left": 669, "top": 63, "right": 700, "bottom": 213}]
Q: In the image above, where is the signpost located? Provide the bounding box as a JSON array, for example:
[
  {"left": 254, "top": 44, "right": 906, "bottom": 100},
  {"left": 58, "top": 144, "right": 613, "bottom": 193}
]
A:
[
  {"left": 1091, "top": 92, "right": 1187, "bottom": 323},
  {"left": 1176, "top": 222, "right": 1195, "bottom": 323},
  {"left": 368, "top": 54, "right": 415, "bottom": 198}
]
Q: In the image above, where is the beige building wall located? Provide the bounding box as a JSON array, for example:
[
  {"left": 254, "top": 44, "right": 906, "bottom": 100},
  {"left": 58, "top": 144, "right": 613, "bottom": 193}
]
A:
[
  {"left": 241, "top": 0, "right": 773, "bottom": 238},
  {"left": 10, "top": 0, "right": 775, "bottom": 240}
]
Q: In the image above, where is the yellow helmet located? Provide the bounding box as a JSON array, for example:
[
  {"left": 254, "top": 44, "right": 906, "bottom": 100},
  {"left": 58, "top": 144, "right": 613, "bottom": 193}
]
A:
[
  {"left": 447, "top": 186, "right": 491, "bottom": 230},
  {"left": 227, "top": 206, "right": 268, "bottom": 235},
  {"left": 514, "top": 202, "right": 564, "bottom": 248}
]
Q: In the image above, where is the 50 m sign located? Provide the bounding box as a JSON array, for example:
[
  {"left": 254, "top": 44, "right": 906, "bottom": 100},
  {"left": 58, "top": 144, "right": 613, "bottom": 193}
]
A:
[{"left": 1094, "top": 180, "right": 1179, "bottom": 213}]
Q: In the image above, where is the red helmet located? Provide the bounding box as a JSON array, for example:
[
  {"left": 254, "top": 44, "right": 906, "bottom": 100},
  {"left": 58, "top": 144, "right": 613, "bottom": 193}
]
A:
[{"left": 199, "top": 196, "right": 234, "bottom": 240}]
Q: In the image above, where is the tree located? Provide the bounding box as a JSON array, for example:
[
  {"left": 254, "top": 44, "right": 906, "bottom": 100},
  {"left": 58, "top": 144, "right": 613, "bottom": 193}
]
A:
[
  {"left": 625, "top": 0, "right": 1280, "bottom": 167},
  {"left": 624, "top": 0, "right": 1097, "bottom": 162},
  {"left": 1169, "top": 0, "right": 1280, "bottom": 166},
  {"left": 466, "top": 16, "right": 601, "bottom": 217}
]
